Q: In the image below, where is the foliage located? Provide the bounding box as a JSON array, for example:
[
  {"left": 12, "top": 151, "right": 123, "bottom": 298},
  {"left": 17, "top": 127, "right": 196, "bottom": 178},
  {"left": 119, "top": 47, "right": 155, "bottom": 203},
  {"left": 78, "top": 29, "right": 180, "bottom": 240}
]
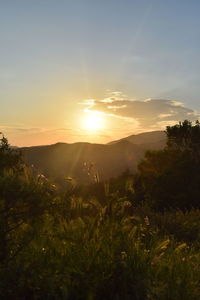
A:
[
  {"left": 1, "top": 194, "right": 199, "bottom": 300},
  {"left": 0, "top": 131, "right": 200, "bottom": 299},
  {"left": 0, "top": 135, "right": 57, "bottom": 266},
  {"left": 133, "top": 120, "right": 200, "bottom": 210},
  {"left": 0, "top": 133, "right": 23, "bottom": 174},
  {"left": 166, "top": 119, "right": 200, "bottom": 153}
]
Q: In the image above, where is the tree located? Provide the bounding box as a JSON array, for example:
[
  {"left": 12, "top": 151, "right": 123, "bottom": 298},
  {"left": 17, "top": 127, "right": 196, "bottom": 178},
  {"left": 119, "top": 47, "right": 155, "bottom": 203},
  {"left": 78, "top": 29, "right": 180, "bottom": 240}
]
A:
[
  {"left": 0, "top": 133, "right": 23, "bottom": 174},
  {"left": 0, "top": 135, "right": 56, "bottom": 265},
  {"left": 166, "top": 120, "right": 200, "bottom": 154},
  {"left": 133, "top": 120, "right": 200, "bottom": 210}
]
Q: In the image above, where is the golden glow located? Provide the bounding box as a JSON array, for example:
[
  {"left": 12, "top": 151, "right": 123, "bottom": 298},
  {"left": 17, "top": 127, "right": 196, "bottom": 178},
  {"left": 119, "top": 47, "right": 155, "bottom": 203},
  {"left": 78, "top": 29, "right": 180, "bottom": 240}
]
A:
[{"left": 81, "top": 111, "right": 105, "bottom": 131}]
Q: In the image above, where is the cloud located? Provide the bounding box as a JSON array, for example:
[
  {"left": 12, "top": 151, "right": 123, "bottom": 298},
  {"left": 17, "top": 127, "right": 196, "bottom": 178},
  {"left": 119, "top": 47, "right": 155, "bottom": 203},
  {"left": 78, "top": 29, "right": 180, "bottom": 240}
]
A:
[
  {"left": 0, "top": 125, "right": 42, "bottom": 134},
  {"left": 82, "top": 93, "right": 199, "bottom": 132},
  {"left": 2, "top": 93, "right": 199, "bottom": 146}
]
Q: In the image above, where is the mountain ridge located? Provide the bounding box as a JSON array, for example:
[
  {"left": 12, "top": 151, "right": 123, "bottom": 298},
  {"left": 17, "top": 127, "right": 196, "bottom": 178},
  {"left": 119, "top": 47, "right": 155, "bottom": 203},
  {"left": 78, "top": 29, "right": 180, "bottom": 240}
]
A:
[
  {"left": 22, "top": 130, "right": 166, "bottom": 184},
  {"left": 108, "top": 130, "right": 165, "bottom": 145}
]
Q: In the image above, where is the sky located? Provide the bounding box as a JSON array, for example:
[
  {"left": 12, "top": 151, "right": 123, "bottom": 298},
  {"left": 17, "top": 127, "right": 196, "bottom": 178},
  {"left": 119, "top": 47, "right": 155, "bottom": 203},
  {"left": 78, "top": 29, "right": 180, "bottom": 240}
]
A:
[{"left": 1, "top": 0, "right": 200, "bottom": 146}]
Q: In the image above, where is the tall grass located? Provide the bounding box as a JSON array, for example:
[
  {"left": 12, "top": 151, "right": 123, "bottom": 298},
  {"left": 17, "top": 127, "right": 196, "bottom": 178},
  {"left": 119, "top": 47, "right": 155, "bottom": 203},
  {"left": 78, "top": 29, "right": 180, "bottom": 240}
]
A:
[{"left": 1, "top": 193, "right": 199, "bottom": 299}]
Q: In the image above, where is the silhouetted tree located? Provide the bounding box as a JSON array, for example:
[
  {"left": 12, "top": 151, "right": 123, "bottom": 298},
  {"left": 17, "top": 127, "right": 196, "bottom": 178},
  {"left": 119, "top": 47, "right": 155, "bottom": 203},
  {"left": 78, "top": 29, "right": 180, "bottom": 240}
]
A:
[
  {"left": 0, "top": 133, "right": 23, "bottom": 174},
  {"left": 0, "top": 135, "right": 56, "bottom": 265},
  {"left": 166, "top": 120, "right": 200, "bottom": 154},
  {"left": 133, "top": 120, "right": 200, "bottom": 210}
]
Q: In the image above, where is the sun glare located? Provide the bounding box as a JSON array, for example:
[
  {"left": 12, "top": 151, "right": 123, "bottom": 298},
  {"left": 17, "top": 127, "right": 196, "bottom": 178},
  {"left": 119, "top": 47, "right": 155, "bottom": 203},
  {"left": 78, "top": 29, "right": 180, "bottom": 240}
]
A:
[{"left": 81, "top": 111, "right": 105, "bottom": 131}]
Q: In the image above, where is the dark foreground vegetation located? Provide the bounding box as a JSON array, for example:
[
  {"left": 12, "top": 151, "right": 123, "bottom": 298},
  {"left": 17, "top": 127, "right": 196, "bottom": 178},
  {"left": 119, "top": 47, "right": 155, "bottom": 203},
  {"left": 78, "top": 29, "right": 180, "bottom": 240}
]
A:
[{"left": 0, "top": 121, "right": 200, "bottom": 299}]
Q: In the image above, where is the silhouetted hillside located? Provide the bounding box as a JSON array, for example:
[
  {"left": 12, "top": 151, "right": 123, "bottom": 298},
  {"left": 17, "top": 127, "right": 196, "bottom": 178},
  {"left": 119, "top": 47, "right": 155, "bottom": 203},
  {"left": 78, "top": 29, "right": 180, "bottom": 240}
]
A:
[
  {"left": 109, "top": 130, "right": 165, "bottom": 145},
  {"left": 22, "top": 131, "right": 166, "bottom": 183}
]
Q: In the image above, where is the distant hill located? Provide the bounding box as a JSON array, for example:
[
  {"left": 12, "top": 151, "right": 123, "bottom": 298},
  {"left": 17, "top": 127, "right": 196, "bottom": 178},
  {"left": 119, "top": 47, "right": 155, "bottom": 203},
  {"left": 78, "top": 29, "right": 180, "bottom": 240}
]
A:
[
  {"left": 22, "top": 131, "right": 166, "bottom": 184},
  {"left": 108, "top": 131, "right": 166, "bottom": 149}
]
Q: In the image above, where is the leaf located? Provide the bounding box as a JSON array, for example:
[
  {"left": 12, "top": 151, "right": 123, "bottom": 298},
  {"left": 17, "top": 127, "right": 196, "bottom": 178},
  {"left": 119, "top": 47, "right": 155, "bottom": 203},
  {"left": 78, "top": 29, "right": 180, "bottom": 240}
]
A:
[
  {"left": 175, "top": 243, "right": 187, "bottom": 253},
  {"left": 155, "top": 239, "right": 170, "bottom": 253}
]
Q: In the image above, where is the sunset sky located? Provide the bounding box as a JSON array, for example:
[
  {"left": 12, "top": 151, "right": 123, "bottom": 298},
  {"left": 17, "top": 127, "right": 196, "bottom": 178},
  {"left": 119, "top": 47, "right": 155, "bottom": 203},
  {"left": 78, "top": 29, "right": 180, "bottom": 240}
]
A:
[{"left": 1, "top": 0, "right": 200, "bottom": 146}]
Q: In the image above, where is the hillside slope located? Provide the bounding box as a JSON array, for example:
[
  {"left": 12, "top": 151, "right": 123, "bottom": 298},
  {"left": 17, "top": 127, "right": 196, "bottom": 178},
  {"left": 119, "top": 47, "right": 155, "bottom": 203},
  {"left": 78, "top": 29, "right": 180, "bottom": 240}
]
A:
[
  {"left": 108, "top": 131, "right": 165, "bottom": 145},
  {"left": 22, "top": 131, "right": 166, "bottom": 183}
]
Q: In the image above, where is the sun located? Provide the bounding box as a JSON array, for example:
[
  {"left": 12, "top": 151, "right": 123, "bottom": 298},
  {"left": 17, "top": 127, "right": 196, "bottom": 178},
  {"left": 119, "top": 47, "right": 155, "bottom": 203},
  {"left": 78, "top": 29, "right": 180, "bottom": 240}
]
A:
[{"left": 81, "top": 111, "right": 105, "bottom": 131}]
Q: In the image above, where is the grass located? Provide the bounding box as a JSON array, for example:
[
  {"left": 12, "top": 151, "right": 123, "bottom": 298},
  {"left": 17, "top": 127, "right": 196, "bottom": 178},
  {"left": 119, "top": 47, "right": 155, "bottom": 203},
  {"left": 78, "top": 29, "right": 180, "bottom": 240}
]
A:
[{"left": 1, "top": 193, "right": 199, "bottom": 299}]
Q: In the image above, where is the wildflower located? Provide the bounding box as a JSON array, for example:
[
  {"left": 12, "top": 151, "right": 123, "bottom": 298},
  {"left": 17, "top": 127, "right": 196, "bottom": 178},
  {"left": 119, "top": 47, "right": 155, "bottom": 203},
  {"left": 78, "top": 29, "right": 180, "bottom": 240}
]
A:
[
  {"left": 121, "top": 251, "right": 127, "bottom": 260},
  {"left": 144, "top": 216, "right": 150, "bottom": 226},
  {"left": 123, "top": 201, "right": 132, "bottom": 207},
  {"left": 38, "top": 174, "right": 45, "bottom": 178},
  {"left": 144, "top": 249, "right": 150, "bottom": 253},
  {"left": 182, "top": 257, "right": 186, "bottom": 261}
]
